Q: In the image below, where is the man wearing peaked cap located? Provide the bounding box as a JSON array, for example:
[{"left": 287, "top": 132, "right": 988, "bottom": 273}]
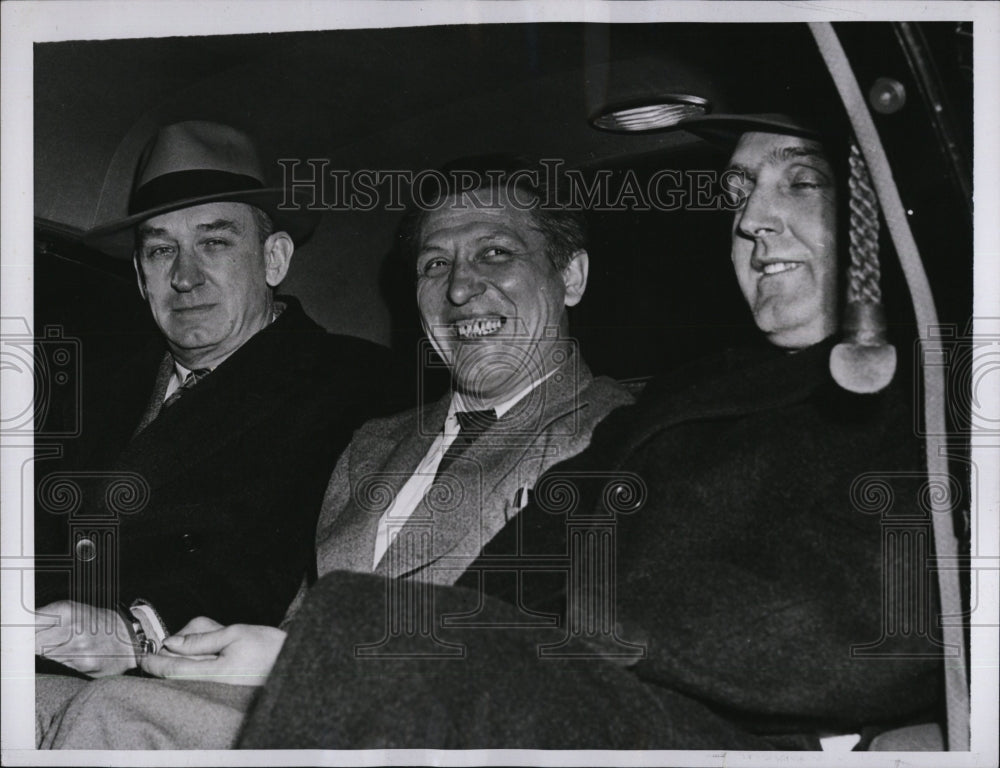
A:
[
  {"left": 231, "top": 115, "right": 941, "bottom": 750},
  {"left": 34, "top": 121, "right": 393, "bottom": 690}
]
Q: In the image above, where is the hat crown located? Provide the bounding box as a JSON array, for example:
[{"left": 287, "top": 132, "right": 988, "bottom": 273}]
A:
[
  {"left": 136, "top": 121, "right": 266, "bottom": 187},
  {"left": 85, "top": 120, "right": 321, "bottom": 258}
]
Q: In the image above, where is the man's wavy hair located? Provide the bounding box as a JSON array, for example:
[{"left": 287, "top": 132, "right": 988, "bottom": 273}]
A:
[{"left": 396, "top": 154, "right": 587, "bottom": 279}]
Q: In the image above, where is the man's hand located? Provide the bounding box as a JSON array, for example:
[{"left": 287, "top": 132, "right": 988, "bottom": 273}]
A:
[
  {"left": 35, "top": 600, "right": 136, "bottom": 677},
  {"left": 139, "top": 621, "right": 286, "bottom": 686},
  {"left": 171, "top": 615, "right": 225, "bottom": 639}
]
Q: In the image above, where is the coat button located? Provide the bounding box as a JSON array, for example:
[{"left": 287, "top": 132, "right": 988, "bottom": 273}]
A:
[
  {"left": 75, "top": 538, "right": 97, "bottom": 562},
  {"left": 180, "top": 533, "right": 198, "bottom": 553}
]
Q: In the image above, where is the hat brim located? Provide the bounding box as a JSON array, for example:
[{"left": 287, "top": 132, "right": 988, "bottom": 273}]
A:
[
  {"left": 678, "top": 112, "right": 821, "bottom": 147},
  {"left": 84, "top": 187, "right": 321, "bottom": 259}
]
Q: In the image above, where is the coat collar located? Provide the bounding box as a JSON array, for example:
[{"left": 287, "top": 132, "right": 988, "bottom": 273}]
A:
[
  {"left": 621, "top": 338, "right": 835, "bottom": 462},
  {"left": 334, "top": 349, "right": 595, "bottom": 580},
  {"left": 117, "top": 297, "right": 324, "bottom": 486}
]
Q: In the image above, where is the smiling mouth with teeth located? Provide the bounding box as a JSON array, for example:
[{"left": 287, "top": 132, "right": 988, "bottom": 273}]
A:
[
  {"left": 455, "top": 316, "right": 507, "bottom": 339},
  {"left": 760, "top": 262, "right": 802, "bottom": 276}
]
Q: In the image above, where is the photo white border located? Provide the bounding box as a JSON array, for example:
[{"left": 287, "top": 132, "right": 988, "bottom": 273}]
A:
[{"left": 3, "top": 1, "right": 997, "bottom": 766}]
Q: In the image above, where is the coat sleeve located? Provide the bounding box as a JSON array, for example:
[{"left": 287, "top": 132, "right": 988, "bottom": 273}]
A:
[
  {"left": 281, "top": 439, "right": 357, "bottom": 628},
  {"left": 279, "top": 576, "right": 310, "bottom": 631}
]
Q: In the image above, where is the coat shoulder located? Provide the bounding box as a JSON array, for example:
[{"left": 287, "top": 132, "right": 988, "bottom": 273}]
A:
[
  {"left": 582, "top": 375, "right": 635, "bottom": 411},
  {"left": 346, "top": 398, "right": 442, "bottom": 447}
]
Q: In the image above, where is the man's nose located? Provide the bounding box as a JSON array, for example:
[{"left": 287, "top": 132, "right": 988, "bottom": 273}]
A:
[
  {"left": 446, "top": 258, "right": 486, "bottom": 305},
  {"left": 736, "top": 185, "right": 783, "bottom": 241},
  {"left": 169, "top": 247, "right": 205, "bottom": 292}
]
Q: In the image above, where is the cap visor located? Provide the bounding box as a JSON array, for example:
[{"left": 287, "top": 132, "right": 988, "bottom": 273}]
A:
[{"left": 678, "top": 113, "right": 821, "bottom": 147}]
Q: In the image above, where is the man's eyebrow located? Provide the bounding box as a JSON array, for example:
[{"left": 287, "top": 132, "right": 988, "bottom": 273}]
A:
[
  {"left": 136, "top": 224, "right": 166, "bottom": 240},
  {"left": 416, "top": 243, "right": 447, "bottom": 256},
  {"left": 419, "top": 228, "right": 525, "bottom": 251},
  {"left": 767, "top": 145, "right": 830, "bottom": 165},
  {"left": 726, "top": 146, "right": 831, "bottom": 177},
  {"left": 137, "top": 219, "right": 243, "bottom": 240},
  {"left": 194, "top": 219, "right": 242, "bottom": 234},
  {"left": 475, "top": 230, "right": 522, "bottom": 244}
]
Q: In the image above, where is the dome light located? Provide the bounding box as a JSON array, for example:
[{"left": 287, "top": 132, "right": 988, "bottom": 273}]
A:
[{"left": 591, "top": 96, "right": 710, "bottom": 133}]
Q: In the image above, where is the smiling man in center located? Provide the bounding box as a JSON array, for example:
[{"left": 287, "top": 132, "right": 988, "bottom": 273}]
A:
[
  {"left": 311, "top": 161, "right": 632, "bottom": 582},
  {"left": 415, "top": 183, "right": 587, "bottom": 411}
]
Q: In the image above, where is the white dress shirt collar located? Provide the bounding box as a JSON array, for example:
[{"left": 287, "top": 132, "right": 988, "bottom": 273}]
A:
[
  {"left": 371, "top": 365, "right": 562, "bottom": 569},
  {"left": 449, "top": 366, "right": 559, "bottom": 422}
]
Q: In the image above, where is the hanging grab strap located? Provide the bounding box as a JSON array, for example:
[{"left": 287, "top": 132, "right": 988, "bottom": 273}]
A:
[{"left": 808, "top": 21, "right": 969, "bottom": 751}]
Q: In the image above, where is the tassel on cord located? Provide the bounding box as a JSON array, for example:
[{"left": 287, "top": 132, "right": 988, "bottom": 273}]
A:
[{"left": 829, "top": 141, "right": 898, "bottom": 393}]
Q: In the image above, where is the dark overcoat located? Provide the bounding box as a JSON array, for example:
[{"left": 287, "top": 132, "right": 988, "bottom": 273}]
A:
[
  {"left": 241, "top": 338, "right": 945, "bottom": 749},
  {"left": 470, "top": 338, "right": 944, "bottom": 742},
  {"left": 35, "top": 297, "right": 393, "bottom": 630}
]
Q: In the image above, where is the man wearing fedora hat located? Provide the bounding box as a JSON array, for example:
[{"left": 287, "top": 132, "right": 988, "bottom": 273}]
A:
[{"left": 34, "top": 121, "right": 392, "bottom": 681}]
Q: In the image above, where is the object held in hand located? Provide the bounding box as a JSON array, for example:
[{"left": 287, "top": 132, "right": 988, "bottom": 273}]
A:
[
  {"left": 116, "top": 601, "right": 168, "bottom": 661},
  {"left": 116, "top": 604, "right": 154, "bottom": 660}
]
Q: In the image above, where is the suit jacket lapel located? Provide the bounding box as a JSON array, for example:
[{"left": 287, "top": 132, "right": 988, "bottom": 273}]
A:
[
  {"left": 116, "top": 307, "right": 314, "bottom": 492},
  {"left": 320, "top": 423, "right": 410, "bottom": 574},
  {"left": 379, "top": 359, "right": 593, "bottom": 579},
  {"left": 118, "top": 359, "right": 249, "bottom": 489},
  {"left": 326, "top": 397, "right": 450, "bottom": 574},
  {"left": 130, "top": 353, "right": 174, "bottom": 439}
]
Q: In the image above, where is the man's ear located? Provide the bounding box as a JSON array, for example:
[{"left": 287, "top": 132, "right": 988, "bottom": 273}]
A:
[
  {"left": 133, "top": 254, "right": 148, "bottom": 300},
  {"left": 263, "top": 232, "right": 294, "bottom": 288},
  {"left": 561, "top": 250, "right": 589, "bottom": 307}
]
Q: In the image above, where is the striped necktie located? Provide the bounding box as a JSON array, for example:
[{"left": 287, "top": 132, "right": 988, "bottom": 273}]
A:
[
  {"left": 435, "top": 408, "right": 498, "bottom": 477},
  {"left": 162, "top": 368, "right": 211, "bottom": 409}
]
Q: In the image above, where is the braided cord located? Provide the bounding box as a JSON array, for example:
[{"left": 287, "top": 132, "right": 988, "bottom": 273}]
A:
[{"left": 847, "top": 141, "right": 883, "bottom": 304}]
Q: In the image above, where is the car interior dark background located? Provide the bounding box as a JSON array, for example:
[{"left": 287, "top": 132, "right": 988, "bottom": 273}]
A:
[
  {"left": 34, "top": 22, "right": 972, "bottom": 415},
  {"left": 27, "top": 20, "right": 978, "bottom": 750}
]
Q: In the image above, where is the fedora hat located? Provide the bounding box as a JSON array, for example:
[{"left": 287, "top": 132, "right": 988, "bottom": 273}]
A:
[{"left": 84, "top": 121, "right": 321, "bottom": 259}]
